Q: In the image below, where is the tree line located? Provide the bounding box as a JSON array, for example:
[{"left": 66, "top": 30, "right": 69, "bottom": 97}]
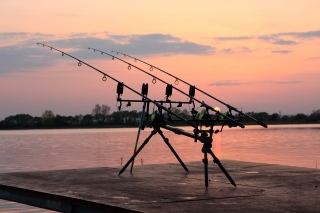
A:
[
  {"left": 0, "top": 104, "right": 319, "bottom": 129},
  {"left": 241, "top": 110, "right": 320, "bottom": 123}
]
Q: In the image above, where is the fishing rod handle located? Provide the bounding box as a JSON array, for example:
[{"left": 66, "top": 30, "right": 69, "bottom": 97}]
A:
[{"left": 257, "top": 120, "right": 268, "bottom": 128}]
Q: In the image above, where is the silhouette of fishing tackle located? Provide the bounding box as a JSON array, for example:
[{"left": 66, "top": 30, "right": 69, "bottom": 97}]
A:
[
  {"left": 37, "top": 43, "right": 195, "bottom": 171},
  {"left": 37, "top": 43, "right": 267, "bottom": 188},
  {"left": 115, "top": 81, "right": 238, "bottom": 188},
  {"left": 88, "top": 47, "right": 245, "bottom": 128},
  {"left": 109, "top": 50, "right": 268, "bottom": 129},
  {"left": 88, "top": 48, "right": 257, "bottom": 187},
  {"left": 115, "top": 81, "right": 190, "bottom": 174}
]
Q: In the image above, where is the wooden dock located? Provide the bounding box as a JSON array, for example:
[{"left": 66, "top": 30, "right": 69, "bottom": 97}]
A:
[{"left": 0, "top": 160, "right": 319, "bottom": 212}]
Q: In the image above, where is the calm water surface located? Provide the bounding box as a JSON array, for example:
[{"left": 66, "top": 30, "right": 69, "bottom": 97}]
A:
[{"left": 0, "top": 124, "right": 319, "bottom": 212}]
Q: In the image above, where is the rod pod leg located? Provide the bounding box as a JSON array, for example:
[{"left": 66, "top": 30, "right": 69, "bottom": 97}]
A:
[
  {"left": 118, "top": 128, "right": 157, "bottom": 176},
  {"left": 130, "top": 100, "right": 147, "bottom": 173},
  {"left": 157, "top": 128, "right": 189, "bottom": 173},
  {"left": 207, "top": 149, "right": 236, "bottom": 187},
  {"left": 201, "top": 139, "right": 211, "bottom": 188},
  {"left": 203, "top": 152, "right": 209, "bottom": 188}
]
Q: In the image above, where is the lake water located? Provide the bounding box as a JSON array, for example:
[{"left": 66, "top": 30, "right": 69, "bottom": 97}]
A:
[{"left": 0, "top": 124, "right": 319, "bottom": 212}]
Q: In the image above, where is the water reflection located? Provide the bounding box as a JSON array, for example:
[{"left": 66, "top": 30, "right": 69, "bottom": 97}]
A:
[
  {"left": 0, "top": 124, "right": 319, "bottom": 174},
  {"left": 0, "top": 124, "right": 320, "bottom": 173}
]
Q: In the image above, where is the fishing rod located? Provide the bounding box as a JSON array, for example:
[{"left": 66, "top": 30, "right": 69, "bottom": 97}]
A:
[
  {"left": 37, "top": 43, "right": 195, "bottom": 128},
  {"left": 88, "top": 47, "right": 245, "bottom": 129},
  {"left": 110, "top": 51, "right": 268, "bottom": 128},
  {"left": 37, "top": 43, "right": 193, "bottom": 176},
  {"left": 37, "top": 43, "right": 238, "bottom": 188}
]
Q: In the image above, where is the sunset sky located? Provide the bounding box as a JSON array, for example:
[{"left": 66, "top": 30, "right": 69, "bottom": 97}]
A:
[{"left": 1, "top": 1, "right": 320, "bottom": 120}]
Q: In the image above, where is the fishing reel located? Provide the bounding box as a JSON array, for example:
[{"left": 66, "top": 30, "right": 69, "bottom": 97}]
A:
[
  {"left": 213, "top": 108, "right": 244, "bottom": 133},
  {"left": 220, "top": 109, "right": 242, "bottom": 128},
  {"left": 146, "top": 110, "right": 167, "bottom": 128},
  {"left": 197, "top": 112, "right": 213, "bottom": 128}
]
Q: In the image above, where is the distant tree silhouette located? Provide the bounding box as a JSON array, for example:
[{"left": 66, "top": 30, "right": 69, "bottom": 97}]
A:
[
  {"left": 101, "top": 105, "right": 111, "bottom": 117},
  {"left": 92, "top": 104, "right": 111, "bottom": 124},
  {"left": 83, "top": 114, "right": 93, "bottom": 125},
  {"left": 0, "top": 114, "right": 34, "bottom": 128},
  {"left": 92, "top": 104, "right": 101, "bottom": 116},
  {"left": 281, "top": 115, "right": 290, "bottom": 122},
  {"left": 309, "top": 109, "right": 320, "bottom": 122},
  {"left": 270, "top": 113, "right": 280, "bottom": 121},
  {"left": 42, "top": 110, "right": 55, "bottom": 126},
  {"left": 294, "top": 113, "right": 308, "bottom": 122}
]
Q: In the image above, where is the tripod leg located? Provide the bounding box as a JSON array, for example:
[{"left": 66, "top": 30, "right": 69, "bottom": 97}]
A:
[
  {"left": 207, "top": 149, "right": 236, "bottom": 187},
  {"left": 201, "top": 139, "right": 211, "bottom": 188},
  {"left": 130, "top": 101, "right": 147, "bottom": 173},
  {"left": 118, "top": 129, "right": 157, "bottom": 176},
  {"left": 203, "top": 152, "right": 209, "bottom": 188},
  {"left": 157, "top": 129, "right": 189, "bottom": 173}
]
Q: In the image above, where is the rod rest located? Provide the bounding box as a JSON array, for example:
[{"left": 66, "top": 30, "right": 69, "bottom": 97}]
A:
[{"left": 163, "top": 125, "right": 212, "bottom": 144}]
